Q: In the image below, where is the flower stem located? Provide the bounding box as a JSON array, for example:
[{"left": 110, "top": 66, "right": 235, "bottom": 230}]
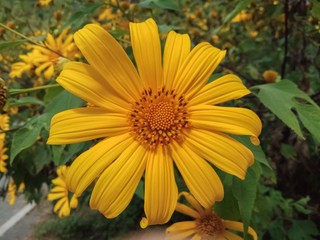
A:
[
  {"left": 0, "top": 22, "right": 42, "bottom": 46},
  {"left": 9, "top": 84, "right": 61, "bottom": 96}
]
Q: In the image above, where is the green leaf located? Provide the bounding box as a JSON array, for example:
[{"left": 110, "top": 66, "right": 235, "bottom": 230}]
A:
[
  {"left": 45, "top": 90, "right": 84, "bottom": 118},
  {"left": 214, "top": 174, "right": 241, "bottom": 220},
  {"left": 288, "top": 220, "right": 319, "bottom": 240},
  {"left": 135, "top": 180, "right": 144, "bottom": 199},
  {"left": 10, "top": 114, "right": 50, "bottom": 163},
  {"left": 33, "top": 145, "right": 50, "bottom": 174},
  {"left": 0, "top": 40, "right": 27, "bottom": 50},
  {"left": 139, "top": 0, "right": 180, "bottom": 11},
  {"left": 233, "top": 161, "right": 261, "bottom": 239},
  {"left": 251, "top": 80, "right": 320, "bottom": 140},
  {"left": 51, "top": 145, "right": 66, "bottom": 166},
  {"left": 9, "top": 96, "right": 45, "bottom": 108},
  {"left": 223, "top": 0, "right": 252, "bottom": 23},
  {"left": 280, "top": 144, "right": 297, "bottom": 160},
  {"left": 295, "top": 103, "right": 320, "bottom": 142},
  {"left": 233, "top": 136, "right": 271, "bottom": 169},
  {"left": 269, "top": 220, "right": 286, "bottom": 240},
  {"left": 311, "top": 0, "right": 320, "bottom": 18}
]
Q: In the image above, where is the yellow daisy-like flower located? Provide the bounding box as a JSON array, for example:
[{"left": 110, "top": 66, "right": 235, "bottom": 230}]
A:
[
  {"left": 48, "top": 19, "right": 262, "bottom": 227},
  {"left": 37, "top": 0, "right": 53, "bottom": 7},
  {"left": 7, "top": 179, "right": 17, "bottom": 205},
  {"left": 48, "top": 165, "right": 78, "bottom": 218},
  {"left": 9, "top": 49, "right": 42, "bottom": 79},
  {"left": 166, "top": 192, "right": 257, "bottom": 240},
  {"left": 0, "top": 113, "right": 9, "bottom": 141},
  {"left": 0, "top": 141, "right": 8, "bottom": 173},
  {"left": 30, "top": 28, "right": 79, "bottom": 80}
]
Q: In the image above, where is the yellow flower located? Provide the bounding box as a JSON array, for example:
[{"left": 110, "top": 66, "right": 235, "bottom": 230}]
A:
[
  {"left": 9, "top": 50, "right": 41, "bottom": 79},
  {"left": 231, "top": 11, "right": 252, "bottom": 23},
  {"left": 0, "top": 141, "right": 8, "bottom": 173},
  {"left": 0, "top": 113, "right": 9, "bottom": 141},
  {"left": 262, "top": 70, "right": 279, "bottom": 83},
  {"left": 37, "top": 0, "right": 53, "bottom": 6},
  {"left": 166, "top": 192, "right": 257, "bottom": 240},
  {"left": 48, "top": 165, "right": 78, "bottom": 218},
  {"left": 7, "top": 179, "right": 17, "bottom": 205},
  {"left": 48, "top": 19, "right": 262, "bottom": 227},
  {"left": 30, "top": 28, "right": 79, "bottom": 80}
]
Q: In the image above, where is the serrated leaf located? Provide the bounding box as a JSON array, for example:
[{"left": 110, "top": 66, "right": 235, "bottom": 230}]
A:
[
  {"left": 139, "top": 0, "right": 180, "bottom": 11},
  {"left": 311, "top": 0, "right": 320, "bottom": 18},
  {"left": 288, "top": 220, "right": 319, "bottom": 240},
  {"left": 251, "top": 80, "right": 320, "bottom": 140},
  {"left": 214, "top": 174, "right": 241, "bottom": 220},
  {"left": 295, "top": 103, "right": 320, "bottom": 142},
  {"left": 233, "top": 161, "right": 261, "bottom": 239},
  {"left": 234, "top": 136, "right": 271, "bottom": 169},
  {"left": 9, "top": 96, "right": 45, "bottom": 108},
  {"left": 0, "top": 40, "right": 27, "bottom": 50},
  {"left": 45, "top": 90, "right": 84, "bottom": 118},
  {"left": 10, "top": 114, "right": 50, "bottom": 163}
]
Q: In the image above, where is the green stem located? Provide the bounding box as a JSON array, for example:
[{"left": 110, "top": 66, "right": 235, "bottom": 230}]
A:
[
  {"left": 0, "top": 22, "right": 42, "bottom": 46},
  {"left": 9, "top": 84, "right": 61, "bottom": 96}
]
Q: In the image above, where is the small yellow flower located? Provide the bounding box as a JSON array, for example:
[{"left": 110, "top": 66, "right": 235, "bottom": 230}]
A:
[
  {"left": 0, "top": 113, "right": 9, "bottom": 140},
  {"left": 7, "top": 179, "right": 17, "bottom": 205},
  {"left": 31, "top": 28, "right": 79, "bottom": 80},
  {"left": 231, "top": 11, "right": 252, "bottom": 23},
  {"left": 262, "top": 70, "right": 279, "bottom": 83},
  {"left": 166, "top": 192, "right": 257, "bottom": 240},
  {"left": 48, "top": 19, "right": 261, "bottom": 227},
  {"left": 0, "top": 141, "right": 8, "bottom": 173},
  {"left": 37, "top": 0, "right": 53, "bottom": 7},
  {"left": 9, "top": 50, "right": 41, "bottom": 79},
  {"left": 48, "top": 165, "right": 78, "bottom": 218}
]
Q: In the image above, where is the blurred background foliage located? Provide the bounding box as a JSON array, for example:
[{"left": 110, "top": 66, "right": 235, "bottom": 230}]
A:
[{"left": 0, "top": 0, "right": 319, "bottom": 239}]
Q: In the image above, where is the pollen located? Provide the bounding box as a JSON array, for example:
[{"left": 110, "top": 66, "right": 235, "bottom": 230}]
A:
[
  {"left": 129, "top": 87, "right": 190, "bottom": 149},
  {"left": 196, "top": 211, "right": 224, "bottom": 239}
]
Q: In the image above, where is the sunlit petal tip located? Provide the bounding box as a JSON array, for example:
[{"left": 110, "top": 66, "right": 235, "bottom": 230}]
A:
[
  {"left": 250, "top": 136, "right": 260, "bottom": 146},
  {"left": 140, "top": 217, "right": 149, "bottom": 229}
]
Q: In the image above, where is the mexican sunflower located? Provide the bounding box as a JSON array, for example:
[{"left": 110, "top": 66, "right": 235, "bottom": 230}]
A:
[
  {"left": 48, "top": 18, "right": 262, "bottom": 227},
  {"left": 48, "top": 165, "right": 78, "bottom": 218},
  {"left": 166, "top": 192, "right": 257, "bottom": 240}
]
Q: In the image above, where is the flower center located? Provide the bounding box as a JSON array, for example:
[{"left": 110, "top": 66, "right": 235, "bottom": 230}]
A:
[
  {"left": 196, "top": 212, "right": 224, "bottom": 239},
  {"left": 129, "top": 87, "right": 190, "bottom": 149}
]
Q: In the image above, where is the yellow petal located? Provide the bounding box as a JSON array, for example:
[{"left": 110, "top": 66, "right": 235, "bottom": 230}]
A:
[
  {"left": 143, "top": 147, "right": 178, "bottom": 227},
  {"left": 52, "top": 177, "right": 66, "bottom": 187},
  {"left": 66, "top": 133, "right": 133, "bottom": 196},
  {"left": 53, "top": 197, "right": 66, "bottom": 212},
  {"left": 59, "top": 202, "right": 71, "bottom": 218},
  {"left": 175, "top": 202, "right": 200, "bottom": 219},
  {"left": 223, "top": 220, "right": 257, "bottom": 240},
  {"left": 185, "top": 129, "right": 254, "bottom": 179},
  {"left": 166, "top": 221, "right": 197, "bottom": 240},
  {"left": 70, "top": 194, "right": 78, "bottom": 209},
  {"left": 178, "top": 192, "right": 205, "bottom": 215},
  {"left": 130, "top": 18, "right": 162, "bottom": 91},
  {"left": 189, "top": 105, "right": 262, "bottom": 145},
  {"left": 174, "top": 42, "right": 226, "bottom": 98},
  {"left": 163, "top": 31, "right": 190, "bottom": 89},
  {"left": 74, "top": 24, "right": 141, "bottom": 100},
  {"left": 222, "top": 231, "right": 243, "bottom": 240},
  {"left": 90, "top": 142, "right": 147, "bottom": 218},
  {"left": 49, "top": 186, "right": 66, "bottom": 193},
  {"left": 48, "top": 107, "right": 129, "bottom": 145},
  {"left": 170, "top": 141, "right": 224, "bottom": 207},
  {"left": 189, "top": 74, "right": 250, "bottom": 106},
  {"left": 57, "top": 61, "right": 129, "bottom": 113},
  {"left": 48, "top": 192, "right": 66, "bottom": 201},
  {"left": 44, "top": 64, "right": 54, "bottom": 79}
]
